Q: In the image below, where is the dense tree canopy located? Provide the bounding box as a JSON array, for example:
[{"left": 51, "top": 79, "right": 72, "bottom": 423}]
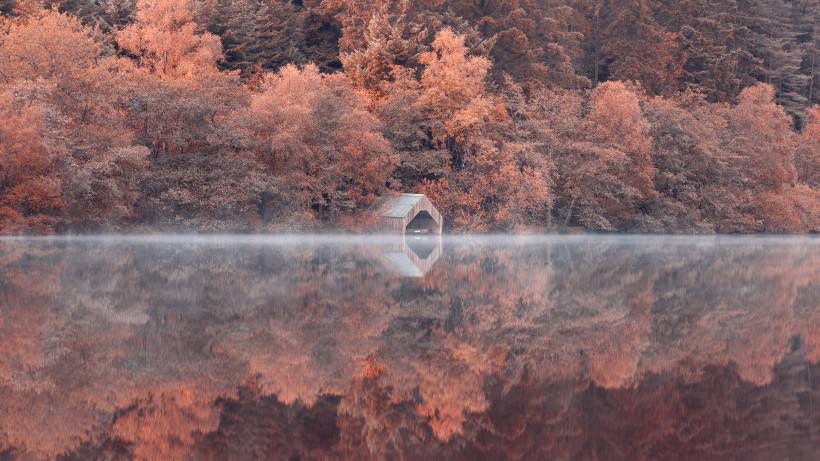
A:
[
  {"left": 0, "top": 0, "right": 817, "bottom": 233},
  {"left": 233, "top": 63, "right": 396, "bottom": 225}
]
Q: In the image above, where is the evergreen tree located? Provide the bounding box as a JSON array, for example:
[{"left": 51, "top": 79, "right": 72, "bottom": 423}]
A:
[
  {"left": 44, "top": 0, "right": 136, "bottom": 30},
  {"left": 0, "top": 0, "right": 15, "bottom": 16},
  {"left": 205, "top": 0, "right": 340, "bottom": 77},
  {"left": 584, "top": 0, "right": 680, "bottom": 95},
  {"left": 792, "top": 0, "right": 819, "bottom": 115},
  {"left": 657, "top": 0, "right": 745, "bottom": 101},
  {"left": 736, "top": 0, "right": 815, "bottom": 122}
]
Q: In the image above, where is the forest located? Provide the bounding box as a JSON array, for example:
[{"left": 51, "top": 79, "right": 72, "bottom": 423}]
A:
[{"left": 0, "top": 0, "right": 818, "bottom": 233}]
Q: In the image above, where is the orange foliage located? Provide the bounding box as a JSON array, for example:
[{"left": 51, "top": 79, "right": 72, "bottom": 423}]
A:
[
  {"left": 586, "top": 81, "right": 655, "bottom": 196},
  {"left": 417, "top": 28, "right": 495, "bottom": 144},
  {"left": 0, "top": 8, "right": 99, "bottom": 82},
  {"left": 235, "top": 63, "right": 396, "bottom": 224},
  {"left": 116, "top": 0, "right": 223, "bottom": 79},
  {"left": 0, "top": 238, "right": 818, "bottom": 457},
  {"left": 727, "top": 84, "right": 797, "bottom": 193},
  {"left": 796, "top": 106, "right": 820, "bottom": 188},
  {"left": 0, "top": 94, "right": 63, "bottom": 232},
  {"left": 545, "top": 82, "right": 656, "bottom": 230},
  {"left": 421, "top": 141, "right": 552, "bottom": 231},
  {"left": 0, "top": 1, "right": 816, "bottom": 233},
  {"left": 113, "top": 386, "right": 221, "bottom": 461},
  {"left": 723, "top": 84, "right": 817, "bottom": 231}
]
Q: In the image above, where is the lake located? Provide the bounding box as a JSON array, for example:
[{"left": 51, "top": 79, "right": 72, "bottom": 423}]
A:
[{"left": 0, "top": 235, "right": 818, "bottom": 460}]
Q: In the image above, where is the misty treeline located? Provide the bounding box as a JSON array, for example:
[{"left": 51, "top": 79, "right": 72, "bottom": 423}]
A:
[{"left": 0, "top": 0, "right": 817, "bottom": 233}]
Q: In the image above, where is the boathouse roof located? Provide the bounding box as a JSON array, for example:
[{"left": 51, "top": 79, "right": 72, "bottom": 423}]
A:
[{"left": 373, "top": 193, "right": 443, "bottom": 234}]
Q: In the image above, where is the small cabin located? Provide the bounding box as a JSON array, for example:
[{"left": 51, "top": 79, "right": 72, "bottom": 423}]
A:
[{"left": 374, "top": 193, "right": 443, "bottom": 234}]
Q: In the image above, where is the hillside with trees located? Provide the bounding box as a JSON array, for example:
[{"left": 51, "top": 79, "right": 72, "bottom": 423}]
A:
[{"left": 0, "top": 0, "right": 817, "bottom": 233}]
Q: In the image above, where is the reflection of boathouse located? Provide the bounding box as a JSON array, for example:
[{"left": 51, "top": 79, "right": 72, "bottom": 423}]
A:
[
  {"left": 382, "top": 235, "right": 443, "bottom": 277},
  {"left": 374, "top": 193, "right": 443, "bottom": 234}
]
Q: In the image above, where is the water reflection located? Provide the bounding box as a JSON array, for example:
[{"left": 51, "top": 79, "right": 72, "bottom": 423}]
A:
[
  {"left": 0, "top": 235, "right": 818, "bottom": 460},
  {"left": 382, "top": 235, "right": 442, "bottom": 277}
]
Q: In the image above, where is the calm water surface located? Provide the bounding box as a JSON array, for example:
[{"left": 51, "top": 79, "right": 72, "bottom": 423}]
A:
[{"left": 0, "top": 235, "right": 818, "bottom": 460}]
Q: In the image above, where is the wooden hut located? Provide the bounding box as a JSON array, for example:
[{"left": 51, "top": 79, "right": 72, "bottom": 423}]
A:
[{"left": 374, "top": 193, "right": 443, "bottom": 234}]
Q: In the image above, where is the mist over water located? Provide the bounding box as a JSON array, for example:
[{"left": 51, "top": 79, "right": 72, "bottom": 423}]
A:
[{"left": 0, "top": 235, "right": 818, "bottom": 460}]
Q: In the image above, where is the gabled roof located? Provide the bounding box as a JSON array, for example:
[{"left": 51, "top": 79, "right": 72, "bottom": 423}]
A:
[
  {"left": 378, "top": 193, "right": 425, "bottom": 218},
  {"left": 370, "top": 193, "right": 442, "bottom": 235}
]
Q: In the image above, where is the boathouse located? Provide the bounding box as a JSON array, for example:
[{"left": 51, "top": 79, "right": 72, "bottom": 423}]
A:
[{"left": 374, "top": 193, "right": 443, "bottom": 234}]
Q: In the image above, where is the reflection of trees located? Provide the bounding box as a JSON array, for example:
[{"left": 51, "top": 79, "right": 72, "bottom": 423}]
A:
[
  {"left": 0, "top": 237, "right": 817, "bottom": 459},
  {"left": 112, "top": 385, "right": 221, "bottom": 461}
]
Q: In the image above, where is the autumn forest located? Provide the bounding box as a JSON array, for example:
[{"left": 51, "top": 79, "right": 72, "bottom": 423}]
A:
[{"left": 0, "top": 0, "right": 818, "bottom": 233}]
